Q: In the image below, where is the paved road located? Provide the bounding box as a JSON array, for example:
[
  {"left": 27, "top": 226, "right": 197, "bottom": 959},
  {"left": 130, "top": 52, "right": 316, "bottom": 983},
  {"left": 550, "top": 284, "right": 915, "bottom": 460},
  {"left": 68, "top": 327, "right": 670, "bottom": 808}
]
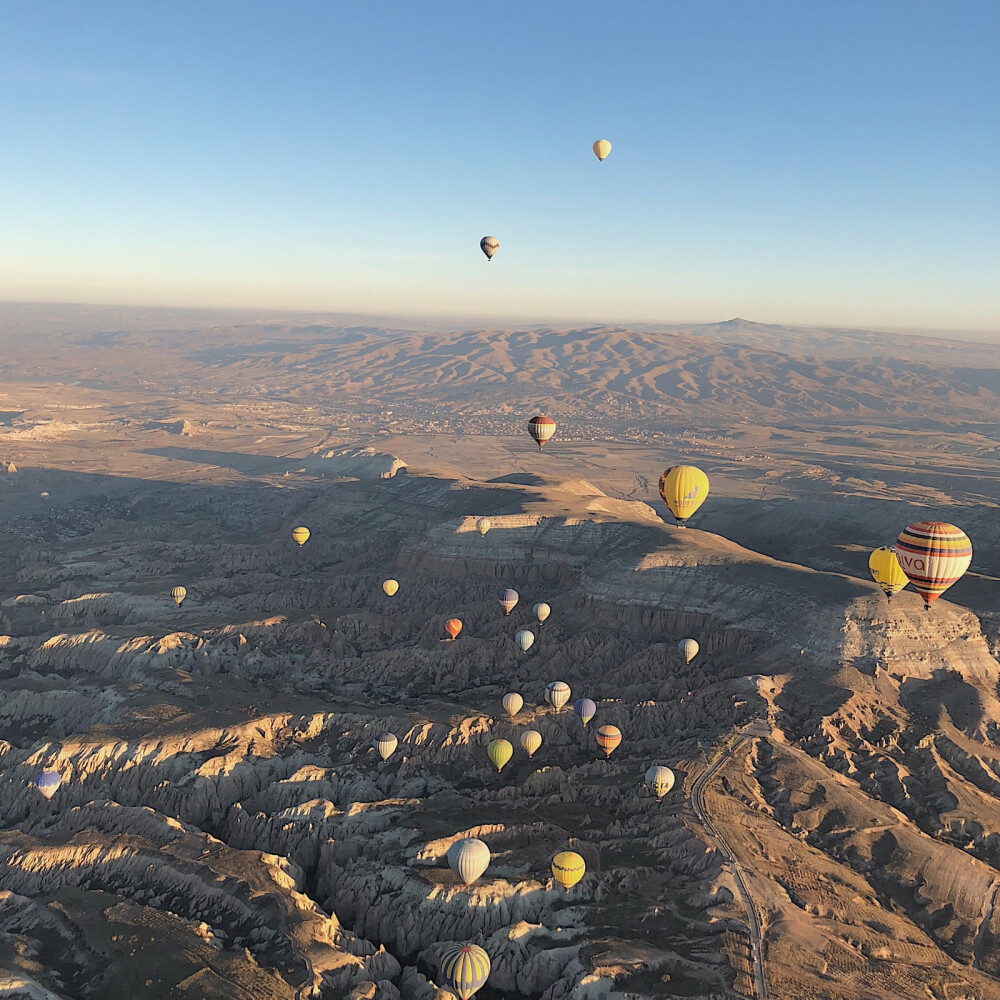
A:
[{"left": 691, "top": 724, "right": 770, "bottom": 1000}]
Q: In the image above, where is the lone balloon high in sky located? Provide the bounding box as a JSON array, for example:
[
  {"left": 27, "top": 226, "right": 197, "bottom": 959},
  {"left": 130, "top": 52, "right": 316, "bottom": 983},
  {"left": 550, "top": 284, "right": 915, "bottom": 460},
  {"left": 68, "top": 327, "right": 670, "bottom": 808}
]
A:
[
  {"left": 895, "top": 521, "right": 973, "bottom": 610},
  {"left": 592, "top": 138, "right": 612, "bottom": 161},
  {"left": 658, "top": 466, "right": 709, "bottom": 525},
  {"left": 480, "top": 236, "right": 499, "bottom": 261}
]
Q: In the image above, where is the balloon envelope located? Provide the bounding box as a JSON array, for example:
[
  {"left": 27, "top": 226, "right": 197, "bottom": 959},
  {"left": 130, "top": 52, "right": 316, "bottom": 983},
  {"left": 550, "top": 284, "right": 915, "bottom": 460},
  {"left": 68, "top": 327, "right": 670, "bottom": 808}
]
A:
[
  {"left": 592, "top": 139, "right": 612, "bottom": 161},
  {"left": 374, "top": 734, "right": 398, "bottom": 761},
  {"left": 499, "top": 588, "right": 519, "bottom": 615},
  {"left": 533, "top": 602, "right": 550, "bottom": 623},
  {"left": 596, "top": 725, "right": 622, "bottom": 757},
  {"left": 545, "top": 680, "right": 571, "bottom": 711},
  {"left": 439, "top": 943, "right": 491, "bottom": 1000},
  {"left": 171, "top": 586, "right": 186, "bottom": 607},
  {"left": 487, "top": 739, "right": 513, "bottom": 772},
  {"left": 35, "top": 771, "right": 61, "bottom": 800},
  {"left": 646, "top": 765, "right": 675, "bottom": 799},
  {"left": 444, "top": 619, "right": 463, "bottom": 640},
  {"left": 447, "top": 838, "right": 491, "bottom": 885},
  {"left": 574, "top": 698, "right": 596, "bottom": 725},
  {"left": 520, "top": 729, "right": 542, "bottom": 757},
  {"left": 869, "top": 546, "right": 908, "bottom": 598},
  {"left": 552, "top": 850, "right": 586, "bottom": 890},
  {"left": 678, "top": 638, "right": 699, "bottom": 663},
  {"left": 896, "top": 521, "right": 972, "bottom": 608},
  {"left": 291, "top": 526, "right": 310, "bottom": 547},
  {"left": 658, "top": 466, "right": 709, "bottom": 523},
  {"left": 382, "top": 579, "right": 399, "bottom": 596},
  {"left": 476, "top": 517, "right": 491, "bottom": 537},
  {"left": 480, "top": 236, "right": 499, "bottom": 261},
  {"left": 515, "top": 629, "right": 535, "bottom": 653},
  {"left": 528, "top": 415, "right": 556, "bottom": 449},
  {"left": 502, "top": 692, "right": 523, "bottom": 717}
]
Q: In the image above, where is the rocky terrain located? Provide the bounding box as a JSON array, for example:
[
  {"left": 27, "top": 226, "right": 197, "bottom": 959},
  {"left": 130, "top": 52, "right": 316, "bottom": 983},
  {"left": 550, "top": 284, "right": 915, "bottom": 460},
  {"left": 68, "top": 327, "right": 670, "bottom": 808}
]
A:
[{"left": 0, "top": 309, "right": 997, "bottom": 999}]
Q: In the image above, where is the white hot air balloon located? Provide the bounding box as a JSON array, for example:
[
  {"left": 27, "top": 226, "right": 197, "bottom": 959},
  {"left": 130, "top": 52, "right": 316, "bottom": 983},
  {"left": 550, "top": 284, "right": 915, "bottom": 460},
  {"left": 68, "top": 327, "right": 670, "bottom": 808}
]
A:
[
  {"left": 533, "top": 602, "right": 550, "bottom": 624},
  {"left": 480, "top": 236, "right": 499, "bottom": 261},
  {"left": 515, "top": 629, "right": 535, "bottom": 653},
  {"left": 545, "top": 680, "right": 571, "bottom": 711},
  {"left": 645, "top": 765, "right": 675, "bottom": 799},
  {"left": 374, "top": 734, "right": 398, "bottom": 761},
  {"left": 447, "top": 837, "right": 491, "bottom": 885},
  {"left": 678, "top": 638, "right": 699, "bottom": 664},
  {"left": 476, "top": 517, "right": 492, "bottom": 537},
  {"left": 502, "top": 692, "right": 523, "bottom": 718}
]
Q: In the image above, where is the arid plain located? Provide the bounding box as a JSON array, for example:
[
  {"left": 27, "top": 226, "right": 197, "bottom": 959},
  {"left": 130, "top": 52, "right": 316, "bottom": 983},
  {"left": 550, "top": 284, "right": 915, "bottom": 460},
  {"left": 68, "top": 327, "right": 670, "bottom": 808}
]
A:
[{"left": 0, "top": 305, "right": 998, "bottom": 1000}]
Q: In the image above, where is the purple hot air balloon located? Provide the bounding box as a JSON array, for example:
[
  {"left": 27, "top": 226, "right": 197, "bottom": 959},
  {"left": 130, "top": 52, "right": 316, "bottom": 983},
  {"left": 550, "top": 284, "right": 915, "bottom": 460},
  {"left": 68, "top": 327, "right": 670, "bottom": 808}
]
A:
[
  {"left": 35, "top": 771, "right": 62, "bottom": 800},
  {"left": 498, "top": 588, "right": 519, "bottom": 616},
  {"left": 574, "top": 698, "right": 596, "bottom": 726}
]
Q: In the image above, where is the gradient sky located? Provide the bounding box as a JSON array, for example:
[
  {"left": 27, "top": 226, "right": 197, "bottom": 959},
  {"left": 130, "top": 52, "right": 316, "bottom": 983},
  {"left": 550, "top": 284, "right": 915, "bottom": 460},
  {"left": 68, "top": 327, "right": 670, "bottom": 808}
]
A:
[{"left": 1, "top": 2, "right": 997, "bottom": 328}]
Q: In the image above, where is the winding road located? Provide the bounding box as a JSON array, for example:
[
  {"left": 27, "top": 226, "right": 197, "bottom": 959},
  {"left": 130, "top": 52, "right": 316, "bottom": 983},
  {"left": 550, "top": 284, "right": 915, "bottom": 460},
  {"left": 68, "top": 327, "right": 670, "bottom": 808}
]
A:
[{"left": 691, "top": 723, "right": 770, "bottom": 1000}]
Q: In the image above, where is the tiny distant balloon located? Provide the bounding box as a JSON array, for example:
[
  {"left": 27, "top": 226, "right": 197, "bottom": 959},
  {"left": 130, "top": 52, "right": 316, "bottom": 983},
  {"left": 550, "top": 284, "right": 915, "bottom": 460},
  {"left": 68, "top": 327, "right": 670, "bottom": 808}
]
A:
[
  {"left": 596, "top": 724, "right": 622, "bottom": 757},
  {"left": 551, "top": 850, "right": 586, "bottom": 891},
  {"left": 528, "top": 415, "right": 556, "bottom": 450},
  {"left": 171, "top": 586, "right": 187, "bottom": 607},
  {"left": 438, "top": 943, "right": 491, "bottom": 1000},
  {"left": 480, "top": 236, "right": 499, "bottom": 261},
  {"left": 498, "top": 588, "right": 519, "bottom": 615},
  {"left": 574, "top": 697, "right": 596, "bottom": 726},
  {"left": 658, "top": 466, "right": 709, "bottom": 524},
  {"left": 678, "top": 638, "right": 699, "bottom": 663},
  {"left": 39, "top": 492, "right": 49, "bottom": 498},
  {"left": 476, "top": 517, "right": 492, "bottom": 537},
  {"left": 896, "top": 521, "right": 972, "bottom": 609},
  {"left": 592, "top": 139, "right": 612, "bottom": 162},
  {"left": 515, "top": 629, "right": 535, "bottom": 653},
  {"left": 545, "top": 680, "right": 571, "bottom": 711},
  {"left": 502, "top": 692, "right": 523, "bottom": 718},
  {"left": 447, "top": 838, "right": 491, "bottom": 885},
  {"left": 35, "top": 771, "right": 62, "bottom": 800},
  {"left": 382, "top": 579, "right": 399, "bottom": 596},
  {"left": 374, "top": 733, "right": 398, "bottom": 761},
  {"left": 444, "top": 618, "right": 463, "bottom": 641},
  {"left": 487, "top": 739, "right": 513, "bottom": 772},
  {"left": 291, "top": 526, "right": 310, "bottom": 547},
  {"left": 533, "top": 602, "right": 550, "bottom": 624},
  {"left": 646, "top": 765, "right": 675, "bottom": 799},
  {"left": 869, "top": 546, "right": 908, "bottom": 599},
  {"left": 520, "top": 729, "right": 542, "bottom": 757}
]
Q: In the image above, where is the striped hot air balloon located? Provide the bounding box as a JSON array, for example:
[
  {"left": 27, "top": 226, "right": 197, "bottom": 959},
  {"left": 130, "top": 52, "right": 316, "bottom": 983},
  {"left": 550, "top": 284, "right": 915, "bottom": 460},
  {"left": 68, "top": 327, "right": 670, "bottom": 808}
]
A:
[
  {"left": 498, "top": 588, "right": 519, "bottom": 615},
  {"left": 678, "top": 638, "right": 699, "bottom": 663},
  {"left": 476, "top": 517, "right": 491, "bottom": 537},
  {"left": 502, "top": 692, "right": 523, "bottom": 718},
  {"left": 545, "top": 680, "right": 571, "bottom": 711},
  {"left": 35, "top": 771, "right": 62, "bottom": 800},
  {"left": 895, "top": 521, "right": 973, "bottom": 610},
  {"left": 520, "top": 729, "right": 542, "bottom": 757},
  {"left": 438, "top": 943, "right": 491, "bottom": 1000},
  {"left": 480, "top": 237, "right": 499, "bottom": 261},
  {"left": 551, "top": 850, "right": 586, "bottom": 891},
  {"left": 658, "top": 466, "right": 709, "bottom": 524},
  {"left": 447, "top": 838, "right": 491, "bottom": 885},
  {"left": 374, "top": 733, "right": 398, "bottom": 761},
  {"left": 596, "top": 724, "right": 622, "bottom": 757},
  {"left": 291, "top": 526, "right": 310, "bottom": 547},
  {"left": 528, "top": 415, "right": 556, "bottom": 449},
  {"left": 444, "top": 619, "right": 463, "bottom": 641},
  {"left": 170, "top": 586, "right": 186, "bottom": 607}
]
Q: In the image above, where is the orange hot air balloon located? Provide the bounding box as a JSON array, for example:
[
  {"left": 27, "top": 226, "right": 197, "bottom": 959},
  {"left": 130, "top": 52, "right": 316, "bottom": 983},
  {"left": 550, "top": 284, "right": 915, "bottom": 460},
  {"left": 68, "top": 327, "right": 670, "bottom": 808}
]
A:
[
  {"left": 895, "top": 521, "right": 973, "bottom": 610},
  {"left": 595, "top": 724, "right": 622, "bottom": 757},
  {"left": 528, "top": 415, "right": 556, "bottom": 449},
  {"left": 444, "top": 618, "right": 463, "bottom": 641}
]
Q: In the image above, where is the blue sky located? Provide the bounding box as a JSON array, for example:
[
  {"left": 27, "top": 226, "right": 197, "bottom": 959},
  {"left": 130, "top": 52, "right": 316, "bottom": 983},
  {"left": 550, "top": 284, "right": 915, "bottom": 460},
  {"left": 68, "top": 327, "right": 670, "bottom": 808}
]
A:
[{"left": 1, "top": 2, "right": 997, "bottom": 328}]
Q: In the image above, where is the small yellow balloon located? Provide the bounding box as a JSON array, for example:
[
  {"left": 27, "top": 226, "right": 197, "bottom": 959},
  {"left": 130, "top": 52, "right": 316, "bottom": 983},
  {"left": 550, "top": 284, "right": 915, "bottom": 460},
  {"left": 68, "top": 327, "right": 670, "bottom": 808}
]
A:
[
  {"left": 382, "top": 579, "right": 399, "bottom": 597},
  {"left": 520, "top": 730, "right": 542, "bottom": 758},
  {"left": 170, "top": 586, "right": 186, "bottom": 607},
  {"left": 552, "top": 850, "right": 586, "bottom": 890},
  {"left": 658, "top": 466, "right": 709, "bottom": 524},
  {"left": 291, "top": 526, "right": 310, "bottom": 547},
  {"left": 592, "top": 139, "right": 612, "bottom": 162},
  {"left": 487, "top": 739, "right": 513, "bottom": 772}
]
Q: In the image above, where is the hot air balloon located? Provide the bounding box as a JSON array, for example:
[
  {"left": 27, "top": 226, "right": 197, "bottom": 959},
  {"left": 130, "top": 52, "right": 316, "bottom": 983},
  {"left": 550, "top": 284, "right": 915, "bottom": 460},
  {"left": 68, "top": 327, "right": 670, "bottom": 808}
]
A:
[
  {"left": 592, "top": 139, "right": 612, "bottom": 162},
  {"left": 551, "top": 851, "right": 586, "bottom": 891},
  {"left": 658, "top": 466, "right": 709, "bottom": 525},
  {"left": 528, "top": 415, "right": 556, "bottom": 449},
  {"left": 170, "top": 586, "right": 186, "bottom": 607},
  {"left": 291, "top": 526, "right": 310, "bottom": 547},
  {"left": 498, "top": 588, "right": 519, "bottom": 615},
  {"left": 515, "top": 629, "right": 535, "bottom": 653},
  {"left": 533, "top": 602, "right": 550, "bottom": 624},
  {"left": 444, "top": 619, "right": 463, "bottom": 641},
  {"left": 35, "top": 771, "right": 61, "bottom": 800},
  {"left": 480, "top": 237, "right": 499, "bottom": 261},
  {"left": 646, "top": 765, "right": 675, "bottom": 799},
  {"left": 502, "top": 692, "right": 523, "bottom": 718},
  {"left": 447, "top": 838, "right": 491, "bottom": 885},
  {"left": 574, "top": 698, "right": 596, "bottom": 726},
  {"left": 896, "top": 521, "right": 973, "bottom": 610},
  {"left": 487, "top": 739, "right": 513, "bottom": 772},
  {"left": 545, "top": 680, "right": 571, "bottom": 711},
  {"left": 596, "top": 725, "right": 622, "bottom": 757},
  {"left": 869, "top": 546, "right": 909, "bottom": 599},
  {"left": 520, "top": 729, "right": 542, "bottom": 757},
  {"left": 678, "top": 638, "right": 699, "bottom": 664},
  {"left": 374, "top": 734, "right": 398, "bottom": 761},
  {"left": 382, "top": 579, "right": 399, "bottom": 597},
  {"left": 439, "top": 943, "right": 491, "bottom": 1000},
  {"left": 476, "top": 517, "right": 491, "bottom": 537}
]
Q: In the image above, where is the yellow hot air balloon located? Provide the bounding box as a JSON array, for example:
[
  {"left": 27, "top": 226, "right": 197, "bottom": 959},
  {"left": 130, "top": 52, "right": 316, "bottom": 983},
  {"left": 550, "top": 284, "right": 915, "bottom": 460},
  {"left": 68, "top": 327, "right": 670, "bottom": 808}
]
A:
[
  {"left": 382, "top": 579, "right": 399, "bottom": 597},
  {"left": 520, "top": 729, "right": 542, "bottom": 757},
  {"left": 551, "top": 850, "right": 586, "bottom": 891},
  {"left": 170, "top": 586, "right": 186, "bottom": 607},
  {"left": 487, "top": 739, "right": 513, "bottom": 772},
  {"left": 592, "top": 139, "right": 612, "bottom": 162},
  {"left": 291, "top": 526, "right": 310, "bottom": 547},
  {"left": 868, "top": 546, "right": 908, "bottom": 599},
  {"left": 658, "top": 466, "right": 709, "bottom": 525}
]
